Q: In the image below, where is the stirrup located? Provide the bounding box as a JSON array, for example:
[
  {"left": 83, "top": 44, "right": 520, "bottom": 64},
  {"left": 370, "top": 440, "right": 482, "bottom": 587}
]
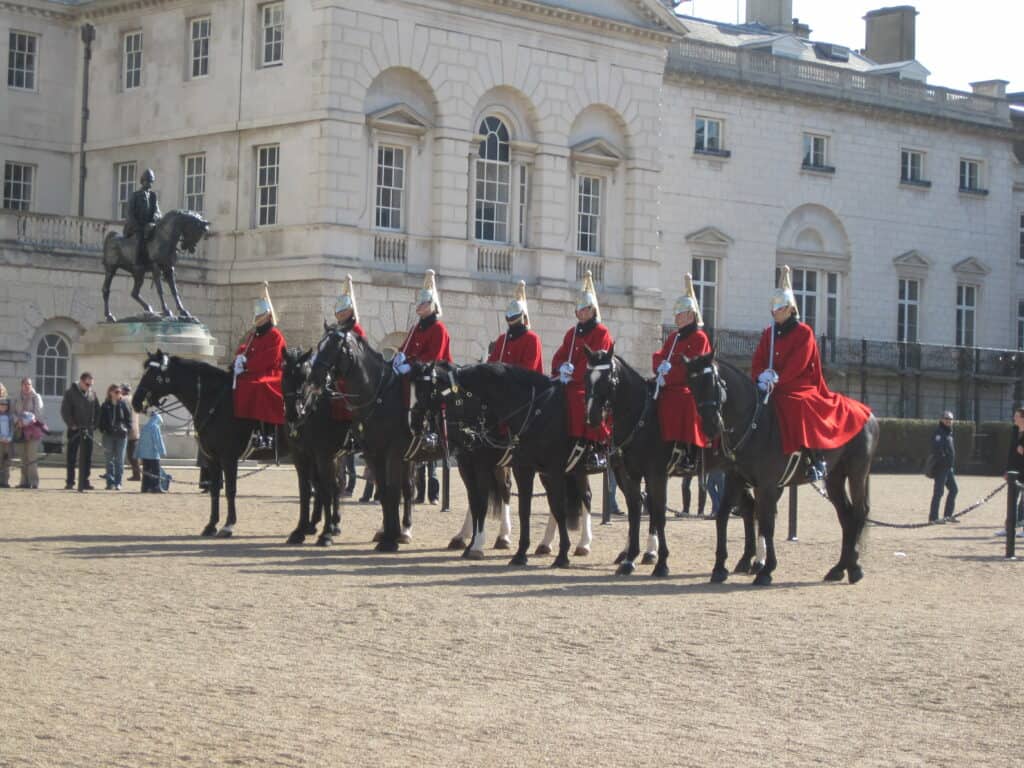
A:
[
  {"left": 805, "top": 454, "right": 826, "bottom": 482},
  {"left": 583, "top": 446, "right": 608, "bottom": 474},
  {"left": 667, "top": 444, "right": 696, "bottom": 476},
  {"left": 565, "top": 441, "right": 587, "bottom": 473}
]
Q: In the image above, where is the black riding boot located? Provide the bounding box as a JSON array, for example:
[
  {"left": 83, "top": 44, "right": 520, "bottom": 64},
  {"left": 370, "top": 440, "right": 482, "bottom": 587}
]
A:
[
  {"left": 805, "top": 450, "right": 827, "bottom": 482},
  {"left": 583, "top": 441, "right": 608, "bottom": 474}
]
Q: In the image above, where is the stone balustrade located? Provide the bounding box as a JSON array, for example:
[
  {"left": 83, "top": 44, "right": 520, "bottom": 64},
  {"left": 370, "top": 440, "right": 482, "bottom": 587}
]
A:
[{"left": 0, "top": 210, "right": 118, "bottom": 253}]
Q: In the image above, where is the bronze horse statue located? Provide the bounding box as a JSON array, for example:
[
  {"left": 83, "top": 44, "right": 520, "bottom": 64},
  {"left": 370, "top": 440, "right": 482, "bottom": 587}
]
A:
[{"left": 101, "top": 209, "right": 209, "bottom": 322}]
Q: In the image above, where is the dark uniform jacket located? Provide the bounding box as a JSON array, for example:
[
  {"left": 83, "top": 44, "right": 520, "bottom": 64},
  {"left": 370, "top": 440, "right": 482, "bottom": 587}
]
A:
[
  {"left": 1006, "top": 426, "right": 1024, "bottom": 476},
  {"left": 124, "top": 187, "right": 161, "bottom": 237},
  {"left": 931, "top": 422, "right": 956, "bottom": 474}
]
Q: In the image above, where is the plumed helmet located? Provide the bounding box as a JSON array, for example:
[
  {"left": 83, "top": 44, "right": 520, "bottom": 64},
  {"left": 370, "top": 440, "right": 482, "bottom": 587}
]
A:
[
  {"left": 576, "top": 270, "right": 601, "bottom": 322},
  {"left": 141, "top": 168, "right": 155, "bottom": 184},
  {"left": 506, "top": 280, "right": 529, "bottom": 326},
  {"left": 672, "top": 273, "right": 703, "bottom": 327},
  {"left": 416, "top": 269, "right": 442, "bottom": 317},
  {"left": 253, "top": 281, "right": 277, "bottom": 325},
  {"left": 334, "top": 274, "right": 358, "bottom": 322},
  {"left": 771, "top": 265, "right": 799, "bottom": 317}
]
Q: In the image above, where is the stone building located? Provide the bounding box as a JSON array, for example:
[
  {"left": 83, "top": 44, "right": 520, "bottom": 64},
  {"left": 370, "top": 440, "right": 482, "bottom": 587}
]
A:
[{"left": 1, "top": 0, "right": 1022, "bottom": 431}]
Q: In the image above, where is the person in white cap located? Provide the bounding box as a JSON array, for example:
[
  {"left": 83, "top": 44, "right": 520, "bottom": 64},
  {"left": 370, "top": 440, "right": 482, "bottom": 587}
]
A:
[
  {"left": 233, "top": 282, "right": 287, "bottom": 448},
  {"left": 752, "top": 265, "right": 871, "bottom": 481},
  {"left": 328, "top": 274, "right": 367, "bottom": 422},
  {"left": 393, "top": 269, "right": 452, "bottom": 372},
  {"left": 486, "top": 280, "right": 543, "bottom": 372},
  {"left": 551, "top": 270, "right": 613, "bottom": 473},
  {"left": 652, "top": 273, "right": 711, "bottom": 475}
]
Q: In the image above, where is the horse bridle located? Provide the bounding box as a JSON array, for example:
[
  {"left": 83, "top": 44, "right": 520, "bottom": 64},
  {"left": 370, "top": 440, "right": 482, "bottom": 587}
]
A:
[
  {"left": 312, "top": 328, "right": 388, "bottom": 417},
  {"left": 689, "top": 360, "right": 760, "bottom": 461},
  {"left": 587, "top": 355, "right": 650, "bottom": 456}
]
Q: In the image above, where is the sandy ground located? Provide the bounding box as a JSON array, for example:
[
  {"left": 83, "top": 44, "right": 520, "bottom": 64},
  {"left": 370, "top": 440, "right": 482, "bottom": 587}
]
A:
[{"left": 1, "top": 465, "right": 1022, "bottom": 768}]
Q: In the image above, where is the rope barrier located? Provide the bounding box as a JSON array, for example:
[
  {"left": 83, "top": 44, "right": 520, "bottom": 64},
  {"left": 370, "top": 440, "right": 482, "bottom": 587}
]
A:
[{"left": 865, "top": 481, "right": 1006, "bottom": 529}]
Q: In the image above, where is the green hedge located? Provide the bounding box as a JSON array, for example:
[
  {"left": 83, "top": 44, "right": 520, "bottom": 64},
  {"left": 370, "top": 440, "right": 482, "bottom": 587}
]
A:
[{"left": 873, "top": 418, "right": 974, "bottom": 474}]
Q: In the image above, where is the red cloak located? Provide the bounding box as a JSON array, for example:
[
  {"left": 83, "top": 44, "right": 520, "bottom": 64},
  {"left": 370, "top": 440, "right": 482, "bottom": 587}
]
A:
[
  {"left": 234, "top": 325, "right": 286, "bottom": 425},
  {"left": 329, "top": 321, "right": 367, "bottom": 422},
  {"left": 487, "top": 326, "right": 544, "bottom": 373},
  {"left": 751, "top": 320, "right": 871, "bottom": 454},
  {"left": 652, "top": 325, "right": 711, "bottom": 446},
  {"left": 551, "top": 320, "right": 613, "bottom": 442}
]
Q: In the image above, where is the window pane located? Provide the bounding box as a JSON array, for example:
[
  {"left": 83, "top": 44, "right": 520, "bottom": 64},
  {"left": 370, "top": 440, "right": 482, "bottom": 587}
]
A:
[{"left": 473, "top": 118, "right": 511, "bottom": 243}]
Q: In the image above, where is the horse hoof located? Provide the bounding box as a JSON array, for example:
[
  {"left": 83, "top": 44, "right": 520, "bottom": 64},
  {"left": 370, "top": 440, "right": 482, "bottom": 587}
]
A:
[
  {"left": 574, "top": 545, "right": 590, "bottom": 557},
  {"left": 733, "top": 559, "right": 752, "bottom": 574},
  {"left": 448, "top": 537, "right": 467, "bottom": 550},
  {"left": 613, "top": 550, "right": 627, "bottom": 565},
  {"left": 509, "top": 553, "right": 528, "bottom": 567},
  {"left": 493, "top": 536, "right": 511, "bottom": 550},
  {"left": 302, "top": 523, "right": 317, "bottom": 536},
  {"left": 753, "top": 571, "right": 773, "bottom": 586},
  {"left": 616, "top": 561, "right": 636, "bottom": 576},
  {"left": 824, "top": 565, "right": 845, "bottom": 582},
  {"left": 215, "top": 526, "right": 234, "bottom": 539},
  {"left": 463, "top": 549, "right": 485, "bottom": 561},
  {"left": 316, "top": 535, "right": 332, "bottom": 547},
  {"left": 534, "top": 544, "right": 552, "bottom": 556},
  {"left": 200, "top": 524, "right": 217, "bottom": 537},
  {"left": 374, "top": 540, "right": 399, "bottom": 553},
  {"left": 329, "top": 525, "right": 341, "bottom": 536},
  {"left": 398, "top": 532, "right": 412, "bottom": 545},
  {"left": 751, "top": 560, "right": 765, "bottom": 575},
  {"left": 286, "top": 531, "right": 306, "bottom": 545},
  {"left": 105, "top": 315, "right": 117, "bottom": 323},
  {"left": 710, "top": 567, "right": 729, "bottom": 583},
  {"left": 652, "top": 563, "right": 669, "bottom": 578},
  {"left": 372, "top": 529, "right": 384, "bottom": 543},
  {"left": 847, "top": 565, "right": 864, "bottom": 585},
  {"left": 551, "top": 555, "right": 570, "bottom": 569},
  {"left": 641, "top": 552, "right": 657, "bottom": 566}
]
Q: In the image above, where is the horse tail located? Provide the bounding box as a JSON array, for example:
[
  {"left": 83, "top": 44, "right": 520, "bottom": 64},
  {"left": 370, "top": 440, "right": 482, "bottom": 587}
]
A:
[
  {"left": 564, "top": 474, "right": 583, "bottom": 531},
  {"left": 487, "top": 467, "right": 510, "bottom": 520}
]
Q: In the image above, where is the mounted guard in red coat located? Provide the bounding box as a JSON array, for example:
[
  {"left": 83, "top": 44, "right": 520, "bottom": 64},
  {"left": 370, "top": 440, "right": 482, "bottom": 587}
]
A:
[
  {"left": 751, "top": 265, "right": 872, "bottom": 481},
  {"left": 233, "top": 282, "right": 287, "bottom": 449},
  {"left": 653, "top": 273, "right": 711, "bottom": 475},
  {"left": 552, "top": 270, "right": 613, "bottom": 473},
  {"left": 487, "top": 280, "right": 544, "bottom": 373},
  {"left": 328, "top": 274, "right": 367, "bottom": 423}
]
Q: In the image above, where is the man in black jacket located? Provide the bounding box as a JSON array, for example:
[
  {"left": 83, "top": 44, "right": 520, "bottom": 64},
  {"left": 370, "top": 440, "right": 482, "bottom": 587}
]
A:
[
  {"left": 123, "top": 168, "right": 161, "bottom": 267},
  {"left": 929, "top": 410, "right": 958, "bottom": 523},
  {"left": 1004, "top": 408, "right": 1024, "bottom": 534},
  {"left": 60, "top": 372, "right": 99, "bottom": 491}
]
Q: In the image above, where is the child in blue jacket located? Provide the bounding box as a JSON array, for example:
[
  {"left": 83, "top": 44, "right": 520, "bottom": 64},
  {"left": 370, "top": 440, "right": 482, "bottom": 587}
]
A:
[{"left": 136, "top": 411, "right": 167, "bottom": 493}]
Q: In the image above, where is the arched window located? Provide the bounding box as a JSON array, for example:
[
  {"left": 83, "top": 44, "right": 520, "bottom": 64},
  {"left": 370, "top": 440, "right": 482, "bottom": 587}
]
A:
[
  {"left": 35, "top": 333, "right": 70, "bottom": 396},
  {"left": 474, "top": 116, "right": 510, "bottom": 243}
]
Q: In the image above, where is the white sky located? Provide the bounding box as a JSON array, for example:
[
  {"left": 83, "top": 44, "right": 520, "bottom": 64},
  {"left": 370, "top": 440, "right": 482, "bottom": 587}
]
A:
[{"left": 676, "top": 1, "right": 1023, "bottom": 93}]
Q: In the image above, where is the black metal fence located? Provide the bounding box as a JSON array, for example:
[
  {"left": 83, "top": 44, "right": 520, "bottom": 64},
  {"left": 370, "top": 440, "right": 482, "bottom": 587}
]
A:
[{"left": 667, "top": 325, "right": 1024, "bottom": 423}]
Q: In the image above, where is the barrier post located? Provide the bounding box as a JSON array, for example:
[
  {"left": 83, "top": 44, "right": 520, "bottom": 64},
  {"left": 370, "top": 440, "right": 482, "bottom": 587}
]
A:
[
  {"left": 787, "top": 484, "right": 798, "bottom": 541},
  {"left": 441, "top": 457, "right": 451, "bottom": 513},
  {"left": 1006, "top": 473, "right": 1018, "bottom": 559},
  {"left": 602, "top": 468, "right": 612, "bottom": 525}
]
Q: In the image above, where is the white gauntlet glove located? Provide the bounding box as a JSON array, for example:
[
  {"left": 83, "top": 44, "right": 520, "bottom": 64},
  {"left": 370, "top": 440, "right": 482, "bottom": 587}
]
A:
[
  {"left": 757, "top": 369, "right": 779, "bottom": 392},
  {"left": 392, "top": 351, "right": 410, "bottom": 375},
  {"left": 656, "top": 360, "right": 672, "bottom": 376},
  {"left": 233, "top": 354, "right": 247, "bottom": 376},
  {"left": 558, "top": 362, "right": 574, "bottom": 384}
]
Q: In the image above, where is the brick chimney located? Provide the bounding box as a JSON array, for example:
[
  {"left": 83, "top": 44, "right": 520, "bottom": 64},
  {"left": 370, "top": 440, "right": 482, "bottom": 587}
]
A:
[
  {"left": 864, "top": 6, "right": 918, "bottom": 64},
  {"left": 970, "top": 80, "right": 1009, "bottom": 99},
  {"left": 745, "top": 0, "right": 793, "bottom": 33}
]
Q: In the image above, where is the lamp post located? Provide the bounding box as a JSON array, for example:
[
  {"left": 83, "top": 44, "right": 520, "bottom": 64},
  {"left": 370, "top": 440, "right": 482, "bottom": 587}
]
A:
[{"left": 77, "top": 23, "right": 95, "bottom": 218}]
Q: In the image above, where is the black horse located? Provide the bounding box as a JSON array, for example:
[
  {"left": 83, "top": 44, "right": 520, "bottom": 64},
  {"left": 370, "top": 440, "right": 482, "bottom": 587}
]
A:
[
  {"left": 410, "top": 361, "right": 586, "bottom": 567},
  {"left": 102, "top": 209, "right": 208, "bottom": 322},
  {"left": 685, "top": 352, "right": 879, "bottom": 585},
  {"left": 308, "top": 328, "right": 419, "bottom": 551},
  {"left": 282, "top": 346, "right": 351, "bottom": 546},
  {"left": 583, "top": 348, "right": 758, "bottom": 577},
  {"left": 133, "top": 350, "right": 287, "bottom": 537}
]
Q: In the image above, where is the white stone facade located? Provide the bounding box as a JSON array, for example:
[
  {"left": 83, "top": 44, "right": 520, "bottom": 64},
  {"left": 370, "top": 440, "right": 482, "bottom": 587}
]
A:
[{"left": 1, "top": 0, "right": 1022, "bottom": 425}]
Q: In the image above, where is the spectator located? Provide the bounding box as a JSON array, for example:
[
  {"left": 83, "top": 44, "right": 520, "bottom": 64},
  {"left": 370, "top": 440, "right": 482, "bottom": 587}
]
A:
[
  {"left": 137, "top": 410, "right": 167, "bottom": 493},
  {"left": 98, "top": 384, "right": 131, "bottom": 490},
  {"left": 12, "top": 377, "right": 44, "bottom": 489},
  {"left": 121, "top": 384, "right": 141, "bottom": 481},
  {"left": 1002, "top": 407, "right": 1024, "bottom": 536},
  {"left": 705, "top": 468, "right": 726, "bottom": 520},
  {"left": 929, "top": 410, "right": 959, "bottom": 523},
  {"left": 60, "top": 372, "right": 99, "bottom": 492},
  {"left": 0, "top": 396, "right": 12, "bottom": 488},
  {"left": 678, "top": 473, "right": 707, "bottom": 517}
]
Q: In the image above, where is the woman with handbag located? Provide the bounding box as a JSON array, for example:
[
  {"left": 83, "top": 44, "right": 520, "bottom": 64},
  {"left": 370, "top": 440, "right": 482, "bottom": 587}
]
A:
[{"left": 12, "top": 378, "right": 45, "bottom": 489}]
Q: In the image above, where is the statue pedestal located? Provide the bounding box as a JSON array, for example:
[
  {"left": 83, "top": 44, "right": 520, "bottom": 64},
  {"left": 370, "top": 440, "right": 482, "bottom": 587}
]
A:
[{"left": 76, "top": 320, "right": 224, "bottom": 459}]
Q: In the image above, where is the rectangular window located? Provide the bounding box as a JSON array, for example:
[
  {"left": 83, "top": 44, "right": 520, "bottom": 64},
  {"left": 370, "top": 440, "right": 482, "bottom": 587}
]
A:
[
  {"left": 183, "top": 153, "right": 206, "bottom": 212},
  {"left": 374, "top": 145, "right": 404, "bottom": 231},
  {"left": 261, "top": 3, "right": 284, "bottom": 67},
  {"left": 897, "top": 278, "right": 919, "bottom": 343},
  {"left": 956, "top": 284, "right": 976, "bottom": 347},
  {"left": 474, "top": 158, "right": 509, "bottom": 243},
  {"left": 691, "top": 257, "right": 717, "bottom": 331},
  {"left": 123, "top": 31, "right": 142, "bottom": 90},
  {"left": 901, "top": 149, "right": 924, "bottom": 183},
  {"left": 1019, "top": 212, "right": 1024, "bottom": 263},
  {"left": 518, "top": 165, "right": 529, "bottom": 246},
  {"left": 694, "top": 117, "right": 722, "bottom": 153},
  {"left": 576, "top": 175, "right": 601, "bottom": 255},
  {"left": 802, "top": 133, "right": 829, "bottom": 169},
  {"left": 114, "top": 161, "right": 136, "bottom": 219},
  {"left": 190, "top": 17, "right": 211, "bottom": 78},
  {"left": 787, "top": 267, "right": 840, "bottom": 335},
  {"left": 7, "top": 31, "right": 38, "bottom": 90},
  {"left": 825, "top": 271, "right": 839, "bottom": 340},
  {"left": 1017, "top": 300, "right": 1024, "bottom": 351},
  {"left": 256, "top": 144, "right": 279, "bottom": 227},
  {"left": 791, "top": 267, "right": 818, "bottom": 331},
  {"left": 959, "top": 159, "right": 981, "bottom": 191},
  {"left": 2, "top": 162, "right": 34, "bottom": 210}
]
